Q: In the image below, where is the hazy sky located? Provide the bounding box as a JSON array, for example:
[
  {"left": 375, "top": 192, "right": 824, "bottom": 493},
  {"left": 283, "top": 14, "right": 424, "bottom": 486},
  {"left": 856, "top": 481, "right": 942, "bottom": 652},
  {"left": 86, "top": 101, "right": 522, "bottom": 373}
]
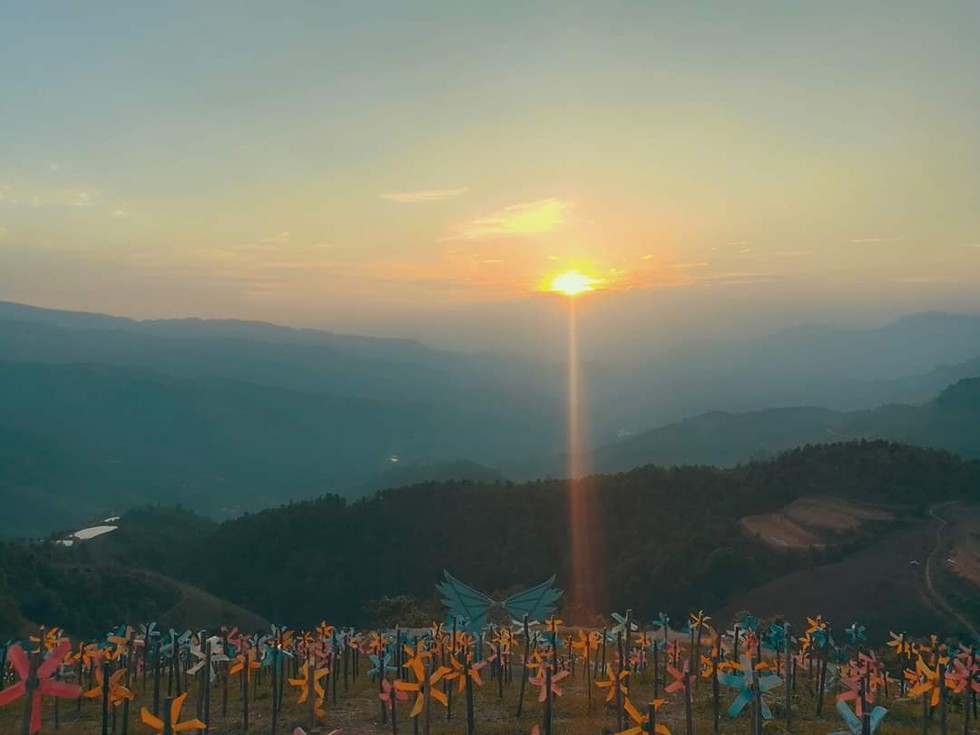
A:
[{"left": 2, "top": 1, "right": 979, "bottom": 353}]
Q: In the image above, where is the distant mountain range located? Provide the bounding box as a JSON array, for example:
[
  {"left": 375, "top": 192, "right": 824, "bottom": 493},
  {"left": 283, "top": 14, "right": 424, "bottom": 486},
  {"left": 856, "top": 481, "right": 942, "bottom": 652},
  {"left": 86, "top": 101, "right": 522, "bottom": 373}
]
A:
[
  {"left": 524, "top": 376, "right": 980, "bottom": 478},
  {"left": 2, "top": 299, "right": 980, "bottom": 538}
]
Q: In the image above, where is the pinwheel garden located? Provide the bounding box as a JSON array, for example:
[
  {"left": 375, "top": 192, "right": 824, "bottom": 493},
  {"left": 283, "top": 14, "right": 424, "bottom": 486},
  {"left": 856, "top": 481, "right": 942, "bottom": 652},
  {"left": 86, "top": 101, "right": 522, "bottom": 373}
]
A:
[{"left": 0, "top": 574, "right": 977, "bottom": 735}]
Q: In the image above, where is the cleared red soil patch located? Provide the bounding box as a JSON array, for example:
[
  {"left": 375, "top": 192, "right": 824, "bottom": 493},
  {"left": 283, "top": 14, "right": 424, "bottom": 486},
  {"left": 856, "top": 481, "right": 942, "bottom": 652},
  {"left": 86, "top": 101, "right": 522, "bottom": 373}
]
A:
[{"left": 741, "top": 496, "right": 895, "bottom": 550}]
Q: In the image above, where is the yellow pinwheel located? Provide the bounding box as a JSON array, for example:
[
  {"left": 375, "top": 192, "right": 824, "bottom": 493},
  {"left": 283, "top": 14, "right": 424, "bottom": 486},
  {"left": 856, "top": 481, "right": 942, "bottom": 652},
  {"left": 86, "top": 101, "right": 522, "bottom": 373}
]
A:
[
  {"left": 83, "top": 666, "right": 134, "bottom": 706},
  {"left": 907, "top": 656, "right": 956, "bottom": 707},
  {"left": 596, "top": 665, "right": 630, "bottom": 703},
  {"left": 887, "top": 632, "right": 914, "bottom": 658},
  {"left": 140, "top": 692, "right": 206, "bottom": 733},
  {"left": 229, "top": 649, "right": 261, "bottom": 682},
  {"left": 395, "top": 659, "right": 452, "bottom": 718},
  {"left": 618, "top": 697, "right": 670, "bottom": 735},
  {"left": 445, "top": 655, "right": 487, "bottom": 693},
  {"left": 288, "top": 659, "right": 330, "bottom": 718}
]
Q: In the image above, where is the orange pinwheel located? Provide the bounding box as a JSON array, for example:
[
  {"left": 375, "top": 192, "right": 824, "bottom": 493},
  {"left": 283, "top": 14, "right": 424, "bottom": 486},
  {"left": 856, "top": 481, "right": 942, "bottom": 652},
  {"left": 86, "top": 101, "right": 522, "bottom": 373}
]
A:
[
  {"left": 618, "top": 697, "right": 670, "bottom": 735},
  {"left": 140, "top": 692, "right": 206, "bottom": 733}
]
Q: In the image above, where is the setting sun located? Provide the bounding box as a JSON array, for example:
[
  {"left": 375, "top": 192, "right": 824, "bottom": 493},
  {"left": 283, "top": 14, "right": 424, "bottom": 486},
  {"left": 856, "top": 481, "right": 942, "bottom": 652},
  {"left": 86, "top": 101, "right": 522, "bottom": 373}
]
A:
[{"left": 549, "top": 271, "right": 600, "bottom": 296}]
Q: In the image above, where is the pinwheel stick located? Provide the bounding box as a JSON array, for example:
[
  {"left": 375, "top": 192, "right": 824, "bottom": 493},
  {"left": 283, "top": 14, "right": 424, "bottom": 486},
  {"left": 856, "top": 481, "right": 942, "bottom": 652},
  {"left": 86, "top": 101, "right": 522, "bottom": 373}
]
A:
[
  {"left": 516, "top": 614, "right": 529, "bottom": 718},
  {"left": 784, "top": 623, "right": 792, "bottom": 727},
  {"left": 18, "top": 650, "right": 39, "bottom": 735},
  {"left": 465, "top": 664, "right": 475, "bottom": 735},
  {"left": 543, "top": 664, "right": 552, "bottom": 735}
]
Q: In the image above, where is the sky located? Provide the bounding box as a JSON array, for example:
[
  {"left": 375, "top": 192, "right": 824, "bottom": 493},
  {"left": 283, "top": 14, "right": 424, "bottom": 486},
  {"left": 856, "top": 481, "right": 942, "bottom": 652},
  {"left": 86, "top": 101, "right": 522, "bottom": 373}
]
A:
[{"left": 1, "top": 1, "right": 979, "bottom": 354}]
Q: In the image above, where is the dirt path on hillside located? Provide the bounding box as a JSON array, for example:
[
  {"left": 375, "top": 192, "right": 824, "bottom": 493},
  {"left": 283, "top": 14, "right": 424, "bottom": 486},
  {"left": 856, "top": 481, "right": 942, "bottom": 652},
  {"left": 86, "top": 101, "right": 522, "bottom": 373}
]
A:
[{"left": 925, "top": 502, "right": 979, "bottom": 638}]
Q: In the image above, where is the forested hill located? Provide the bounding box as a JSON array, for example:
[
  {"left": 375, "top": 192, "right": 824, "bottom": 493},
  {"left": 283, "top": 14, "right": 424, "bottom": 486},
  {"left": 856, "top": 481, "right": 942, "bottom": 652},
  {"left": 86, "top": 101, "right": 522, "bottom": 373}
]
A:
[
  {"left": 1, "top": 441, "right": 976, "bottom": 638},
  {"left": 186, "top": 441, "right": 978, "bottom": 627}
]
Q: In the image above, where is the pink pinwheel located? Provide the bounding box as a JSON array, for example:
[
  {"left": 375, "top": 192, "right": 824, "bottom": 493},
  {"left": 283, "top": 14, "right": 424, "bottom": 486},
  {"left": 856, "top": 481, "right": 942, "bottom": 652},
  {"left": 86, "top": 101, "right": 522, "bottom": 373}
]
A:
[
  {"left": 0, "top": 641, "right": 83, "bottom": 734},
  {"left": 378, "top": 678, "right": 408, "bottom": 705},
  {"left": 529, "top": 665, "right": 570, "bottom": 702},
  {"left": 666, "top": 662, "right": 696, "bottom": 695}
]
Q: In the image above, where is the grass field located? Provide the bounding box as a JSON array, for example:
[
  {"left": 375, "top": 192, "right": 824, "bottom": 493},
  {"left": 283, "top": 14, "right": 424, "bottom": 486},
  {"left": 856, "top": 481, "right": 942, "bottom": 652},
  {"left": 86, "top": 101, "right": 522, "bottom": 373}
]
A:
[{"left": 0, "top": 639, "right": 971, "bottom": 735}]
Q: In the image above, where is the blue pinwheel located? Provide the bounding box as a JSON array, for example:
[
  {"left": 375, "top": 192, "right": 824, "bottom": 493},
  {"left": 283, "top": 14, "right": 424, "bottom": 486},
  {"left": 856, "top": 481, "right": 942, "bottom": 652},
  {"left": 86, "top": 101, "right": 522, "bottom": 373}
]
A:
[
  {"left": 845, "top": 623, "right": 866, "bottom": 645},
  {"left": 367, "top": 652, "right": 397, "bottom": 678},
  {"left": 739, "top": 614, "right": 759, "bottom": 634},
  {"left": 719, "top": 654, "right": 783, "bottom": 719},
  {"left": 766, "top": 623, "right": 788, "bottom": 652},
  {"left": 832, "top": 700, "right": 887, "bottom": 735},
  {"left": 652, "top": 612, "right": 670, "bottom": 631},
  {"left": 160, "top": 629, "right": 191, "bottom": 659}
]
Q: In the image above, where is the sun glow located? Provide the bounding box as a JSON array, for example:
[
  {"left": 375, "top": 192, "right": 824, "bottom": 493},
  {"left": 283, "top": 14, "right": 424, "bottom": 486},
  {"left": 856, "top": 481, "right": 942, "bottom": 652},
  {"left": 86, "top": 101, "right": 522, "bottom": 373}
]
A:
[{"left": 549, "top": 270, "right": 600, "bottom": 296}]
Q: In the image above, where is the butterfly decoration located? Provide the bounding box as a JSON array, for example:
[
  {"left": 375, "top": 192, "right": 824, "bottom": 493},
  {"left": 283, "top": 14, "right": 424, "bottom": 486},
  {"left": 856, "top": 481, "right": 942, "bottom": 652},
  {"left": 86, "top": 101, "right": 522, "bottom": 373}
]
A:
[
  {"left": 140, "top": 692, "right": 206, "bottom": 733},
  {"left": 831, "top": 699, "right": 887, "bottom": 735},
  {"left": 718, "top": 654, "right": 782, "bottom": 719},
  {"left": 617, "top": 697, "right": 670, "bottom": 735},
  {"left": 0, "top": 641, "right": 83, "bottom": 734},
  {"left": 436, "top": 571, "right": 563, "bottom": 633}
]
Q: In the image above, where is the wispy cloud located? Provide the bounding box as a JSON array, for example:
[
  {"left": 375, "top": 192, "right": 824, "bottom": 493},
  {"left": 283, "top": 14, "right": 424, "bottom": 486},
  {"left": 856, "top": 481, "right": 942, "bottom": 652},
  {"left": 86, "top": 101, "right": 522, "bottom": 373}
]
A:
[
  {"left": 258, "top": 231, "right": 291, "bottom": 246},
  {"left": 670, "top": 261, "right": 708, "bottom": 269},
  {"left": 965, "top": 243, "right": 980, "bottom": 249},
  {"left": 0, "top": 184, "right": 100, "bottom": 208},
  {"left": 892, "top": 275, "right": 960, "bottom": 284},
  {"left": 451, "top": 197, "right": 571, "bottom": 240},
  {"left": 379, "top": 187, "right": 469, "bottom": 203},
  {"left": 848, "top": 236, "right": 901, "bottom": 244}
]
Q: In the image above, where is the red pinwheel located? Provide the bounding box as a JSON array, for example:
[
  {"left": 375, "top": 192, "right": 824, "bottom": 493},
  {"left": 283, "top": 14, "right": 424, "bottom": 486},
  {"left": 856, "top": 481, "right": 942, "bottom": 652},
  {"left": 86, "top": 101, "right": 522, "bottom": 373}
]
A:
[{"left": 0, "top": 641, "right": 83, "bottom": 734}]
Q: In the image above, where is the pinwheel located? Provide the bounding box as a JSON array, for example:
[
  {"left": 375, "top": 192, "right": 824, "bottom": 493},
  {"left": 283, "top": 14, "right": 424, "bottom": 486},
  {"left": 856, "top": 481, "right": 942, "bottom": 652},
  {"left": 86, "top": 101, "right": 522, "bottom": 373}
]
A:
[
  {"left": 617, "top": 697, "right": 670, "bottom": 735},
  {"left": 187, "top": 635, "right": 229, "bottom": 682},
  {"left": 83, "top": 665, "right": 134, "bottom": 706},
  {"left": 368, "top": 651, "right": 398, "bottom": 679},
  {"left": 845, "top": 623, "right": 867, "bottom": 645},
  {"left": 887, "top": 631, "right": 915, "bottom": 658},
  {"left": 948, "top": 652, "right": 980, "bottom": 695},
  {"left": 140, "top": 692, "right": 206, "bottom": 733},
  {"left": 906, "top": 656, "right": 956, "bottom": 707},
  {"left": 831, "top": 699, "right": 887, "bottom": 735},
  {"left": 666, "top": 662, "right": 696, "bottom": 695},
  {"left": 288, "top": 658, "right": 330, "bottom": 720},
  {"left": 446, "top": 655, "right": 487, "bottom": 693},
  {"left": 394, "top": 660, "right": 452, "bottom": 718},
  {"left": 437, "top": 571, "right": 563, "bottom": 633},
  {"left": 229, "top": 648, "right": 261, "bottom": 682},
  {"left": 596, "top": 665, "right": 630, "bottom": 703},
  {"left": 718, "top": 654, "right": 782, "bottom": 719},
  {"left": 739, "top": 614, "right": 759, "bottom": 634},
  {"left": 652, "top": 613, "right": 670, "bottom": 634},
  {"left": 0, "top": 641, "right": 82, "bottom": 734},
  {"left": 529, "top": 663, "right": 569, "bottom": 702},
  {"left": 611, "top": 612, "right": 637, "bottom": 636}
]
